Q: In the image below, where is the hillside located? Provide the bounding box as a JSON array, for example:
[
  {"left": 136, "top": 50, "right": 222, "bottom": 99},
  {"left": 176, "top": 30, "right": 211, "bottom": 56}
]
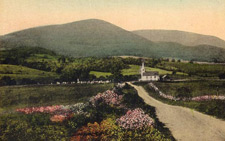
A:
[
  {"left": 0, "top": 19, "right": 155, "bottom": 57},
  {"left": 1, "top": 19, "right": 225, "bottom": 62},
  {"left": 133, "top": 30, "right": 225, "bottom": 49}
]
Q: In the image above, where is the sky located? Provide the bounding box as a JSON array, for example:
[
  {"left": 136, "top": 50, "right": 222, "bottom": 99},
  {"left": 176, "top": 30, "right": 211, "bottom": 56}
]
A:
[{"left": 0, "top": 0, "right": 225, "bottom": 40}]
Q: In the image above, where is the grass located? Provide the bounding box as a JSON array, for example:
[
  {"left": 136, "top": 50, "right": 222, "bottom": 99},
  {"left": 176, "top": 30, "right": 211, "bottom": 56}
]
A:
[
  {"left": 90, "top": 71, "right": 112, "bottom": 78},
  {"left": 122, "top": 65, "right": 187, "bottom": 76},
  {"left": 89, "top": 65, "right": 187, "bottom": 78},
  {"left": 154, "top": 81, "right": 225, "bottom": 97},
  {"left": 0, "top": 64, "right": 58, "bottom": 80},
  {"left": 27, "top": 54, "right": 59, "bottom": 62},
  {"left": 0, "top": 83, "right": 113, "bottom": 110},
  {"left": 0, "top": 83, "right": 174, "bottom": 141},
  {"left": 157, "top": 61, "right": 225, "bottom": 77},
  {"left": 137, "top": 82, "right": 225, "bottom": 119}
]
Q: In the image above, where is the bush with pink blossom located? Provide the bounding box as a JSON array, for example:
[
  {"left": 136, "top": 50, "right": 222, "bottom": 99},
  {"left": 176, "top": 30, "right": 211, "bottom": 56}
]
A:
[
  {"left": 16, "top": 103, "right": 89, "bottom": 122},
  {"left": 16, "top": 105, "right": 62, "bottom": 114},
  {"left": 89, "top": 90, "right": 123, "bottom": 107},
  {"left": 116, "top": 108, "right": 154, "bottom": 129}
]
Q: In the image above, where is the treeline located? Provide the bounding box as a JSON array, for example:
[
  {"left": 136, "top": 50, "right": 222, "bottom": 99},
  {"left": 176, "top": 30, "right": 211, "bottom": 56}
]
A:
[
  {"left": 0, "top": 47, "right": 142, "bottom": 84},
  {"left": 2, "top": 46, "right": 224, "bottom": 86},
  {"left": 0, "top": 47, "right": 56, "bottom": 65}
]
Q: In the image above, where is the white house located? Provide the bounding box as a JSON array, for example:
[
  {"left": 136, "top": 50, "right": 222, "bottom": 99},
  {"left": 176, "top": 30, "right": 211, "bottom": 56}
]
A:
[{"left": 139, "top": 62, "right": 160, "bottom": 81}]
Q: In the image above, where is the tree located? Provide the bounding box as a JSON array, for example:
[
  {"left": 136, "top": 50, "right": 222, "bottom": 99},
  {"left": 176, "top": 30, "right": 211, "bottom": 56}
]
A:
[
  {"left": 218, "top": 73, "right": 225, "bottom": 79},
  {"left": 110, "top": 62, "right": 123, "bottom": 82},
  {"left": 172, "top": 70, "right": 176, "bottom": 75},
  {"left": 0, "top": 76, "right": 16, "bottom": 86},
  {"left": 189, "top": 60, "right": 194, "bottom": 64},
  {"left": 176, "top": 87, "right": 192, "bottom": 98}
]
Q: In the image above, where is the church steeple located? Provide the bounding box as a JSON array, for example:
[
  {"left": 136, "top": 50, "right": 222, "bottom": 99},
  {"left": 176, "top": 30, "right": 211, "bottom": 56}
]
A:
[{"left": 141, "top": 61, "right": 145, "bottom": 75}]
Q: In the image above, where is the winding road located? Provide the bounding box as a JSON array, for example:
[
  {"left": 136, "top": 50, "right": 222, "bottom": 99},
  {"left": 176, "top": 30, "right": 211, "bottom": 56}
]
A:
[{"left": 128, "top": 83, "right": 225, "bottom": 141}]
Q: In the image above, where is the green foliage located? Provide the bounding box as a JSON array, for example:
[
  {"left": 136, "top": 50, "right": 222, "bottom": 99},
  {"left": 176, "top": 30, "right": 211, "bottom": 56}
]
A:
[
  {"left": 0, "top": 84, "right": 113, "bottom": 109},
  {"left": 121, "top": 65, "right": 185, "bottom": 76},
  {"left": 143, "top": 82, "right": 225, "bottom": 119},
  {"left": 0, "top": 64, "right": 58, "bottom": 84},
  {"left": 0, "top": 113, "right": 69, "bottom": 141},
  {"left": 154, "top": 81, "right": 225, "bottom": 97},
  {"left": 72, "top": 117, "right": 171, "bottom": 141},
  {"left": 156, "top": 61, "right": 225, "bottom": 77},
  {"left": 121, "top": 84, "right": 175, "bottom": 140},
  {"left": 218, "top": 73, "right": 225, "bottom": 79},
  {"left": 0, "top": 76, "right": 16, "bottom": 86},
  {"left": 0, "top": 47, "right": 56, "bottom": 64},
  {"left": 90, "top": 71, "right": 112, "bottom": 78}
]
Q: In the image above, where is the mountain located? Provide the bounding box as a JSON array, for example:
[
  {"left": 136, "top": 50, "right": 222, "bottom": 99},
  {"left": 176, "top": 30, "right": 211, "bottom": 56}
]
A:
[
  {"left": 1, "top": 19, "right": 225, "bottom": 62},
  {"left": 133, "top": 30, "right": 225, "bottom": 49}
]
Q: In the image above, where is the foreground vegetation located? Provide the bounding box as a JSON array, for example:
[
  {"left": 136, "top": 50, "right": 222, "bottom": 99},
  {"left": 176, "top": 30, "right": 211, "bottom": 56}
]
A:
[
  {"left": 0, "top": 84, "right": 113, "bottom": 110},
  {"left": 138, "top": 81, "right": 225, "bottom": 119},
  {"left": 0, "top": 84, "right": 174, "bottom": 140},
  {"left": 154, "top": 81, "right": 225, "bottom": 97}
]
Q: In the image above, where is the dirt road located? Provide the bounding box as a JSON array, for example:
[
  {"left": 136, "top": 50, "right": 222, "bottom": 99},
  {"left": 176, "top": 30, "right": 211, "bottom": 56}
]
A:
[{"left": 128, "top": 83, "right": 225, "bottom": 141}]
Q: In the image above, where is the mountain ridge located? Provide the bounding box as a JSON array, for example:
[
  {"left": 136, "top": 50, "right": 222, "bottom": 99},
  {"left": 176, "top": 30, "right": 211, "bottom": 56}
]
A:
[
  {"left": 1, "top": 19, "right": 225, "bottom": 62},
  {"left": 133, "top": 29, "right": 225, "bottom": 49}
]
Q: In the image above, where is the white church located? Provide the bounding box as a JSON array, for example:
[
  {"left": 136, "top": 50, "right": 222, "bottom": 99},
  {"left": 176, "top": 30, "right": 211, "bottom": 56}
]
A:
[{"left": 139, "top": 62, "right": 160, "bottom": 81}]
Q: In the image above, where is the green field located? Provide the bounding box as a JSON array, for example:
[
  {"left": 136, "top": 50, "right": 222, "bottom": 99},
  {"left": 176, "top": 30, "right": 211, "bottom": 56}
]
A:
[
  {"left": 90, "top": 65, "right": 187, "bottom": 78},
  {"left": 0, "top": 83, "right": 174, "bottom": 141},
  {"left": 157, "top": 62, "right": 225, "bottom": 77},
  {"left": 90, "top": 71, "right": 112, "bottom": 78},
  {"left": 141, "top": 81, "right": 225, "bottom": 119},
  {"left": 0, "top": 83, "right": 113, "bottom": 110},
  {"left": 154, "top": 81, "right": 225, "bottom": 97},
  {"left": 122, "top": 65, "right": 187, "bottom": 76},
  {"left": 0, "top": 64, "right": 58, "bottom": 80},
  {"left": 26, "top": 54, "right": 59, "bottom": 62}
]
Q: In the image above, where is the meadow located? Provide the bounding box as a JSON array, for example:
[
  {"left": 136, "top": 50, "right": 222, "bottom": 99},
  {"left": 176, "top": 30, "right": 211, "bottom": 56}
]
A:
[
  {"left": 154, "top": 81, "right": 225, "bottom": 97},
  {"left": 0, "top": 84, "right": 175, "bottom": 140},
  {"left": 156, "top": 61, "right": 225, "bottom": 77},
  {"left": 90, "top": 71, "right": 112, "bottom": 78},
  {"left": 0, "top": 84, "right": 113, "bottom": 110},
  {"left": 0, "top": 64, "right": 58, "bottom": 81},
  {"left": 90, "top": 64, "right": 187, "bottom": 78},
  {"left": 140, "top": 81, "right": 225, "bottom": 119},
  {"left": 122, "top": 65, "right": 187, "bottom": 76}
]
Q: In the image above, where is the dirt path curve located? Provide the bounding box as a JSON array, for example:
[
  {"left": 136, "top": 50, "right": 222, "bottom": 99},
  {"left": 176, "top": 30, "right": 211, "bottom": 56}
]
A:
[{"left": 128, "top": 82, "right": 225, "bottom": 141}]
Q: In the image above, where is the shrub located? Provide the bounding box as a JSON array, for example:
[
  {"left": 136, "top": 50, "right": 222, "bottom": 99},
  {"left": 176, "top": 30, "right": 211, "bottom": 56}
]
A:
[
  {"left": 116, "top": 108, "right": 154, "bottom": 130},
  {"left": 89, "top": 90, "right": 123, "bottom": 107},
  {"left": 71, "top": 118, "right": 121, "bottom": 140}
]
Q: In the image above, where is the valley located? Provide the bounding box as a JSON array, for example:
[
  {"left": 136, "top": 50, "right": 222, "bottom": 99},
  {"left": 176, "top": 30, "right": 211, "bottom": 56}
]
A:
[{"left": 1, "top": 19, "right": 225, "bottom": 141}]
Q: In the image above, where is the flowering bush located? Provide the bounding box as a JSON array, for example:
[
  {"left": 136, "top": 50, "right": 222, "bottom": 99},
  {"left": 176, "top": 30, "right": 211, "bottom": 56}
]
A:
[
  {"left": 192, "top": 95, "right": 225, "bottom": 101},
  {"left": 71, "top": 117, "right": 170, "bottom": 141},
  {"left": 71, "top": 118, "right": 121, "bottom": 141},
  {"left": 61, "top": 103, "right": 88, "bottom": 115},
  {"left": 89, "top": 90, "right": 123, "bottom": 107},
  {"left": 116, "top": 108, "right": 154, "bottom": 129},
  {"left": 149, "top": 83, "right": 225, "bottom": 101},
  {"left": 16, "top": 103, "right": 89, "bottom": 122},
  {"left": 16, "top": 105, "right": 62, "bottom": 114},
  {"left": 50, "top": 114, "right": 67, "bottom": 122}
]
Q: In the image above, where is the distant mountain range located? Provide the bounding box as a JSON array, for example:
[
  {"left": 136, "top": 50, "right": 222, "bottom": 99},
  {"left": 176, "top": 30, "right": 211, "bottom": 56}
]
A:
[
  {"left": 133, "top": 30, "right": 225, "bottom": 49},
  {"left": 1, "top": 19, "right": 225, "bottom": 62}
]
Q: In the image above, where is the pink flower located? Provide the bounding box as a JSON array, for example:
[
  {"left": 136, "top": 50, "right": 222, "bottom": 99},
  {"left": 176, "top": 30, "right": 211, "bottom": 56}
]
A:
[
  {"left": 50, "top": 114, "right": 66, "bottom": 122},
  {"left": 89, "top": 90, "right": 124, "bottom": 106},
  {"left": 116, "top": 108, "right": 154, "bottom": 129}
]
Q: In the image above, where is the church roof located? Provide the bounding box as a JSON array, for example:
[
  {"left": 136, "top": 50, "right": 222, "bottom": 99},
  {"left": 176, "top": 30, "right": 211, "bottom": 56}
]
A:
[{"left": 143, "top": 71, "right": 159, "bottom": 76}]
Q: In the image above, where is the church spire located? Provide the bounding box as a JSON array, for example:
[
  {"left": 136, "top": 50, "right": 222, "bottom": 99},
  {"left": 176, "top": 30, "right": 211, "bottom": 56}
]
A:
[{"left": 141, "top": 60, "right": 145, "bottom": 74}]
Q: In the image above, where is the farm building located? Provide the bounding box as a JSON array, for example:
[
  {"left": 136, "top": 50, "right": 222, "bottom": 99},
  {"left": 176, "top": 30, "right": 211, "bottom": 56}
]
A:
[{"left": 139, "top": 62, "right": 160, "bottom": 81}]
